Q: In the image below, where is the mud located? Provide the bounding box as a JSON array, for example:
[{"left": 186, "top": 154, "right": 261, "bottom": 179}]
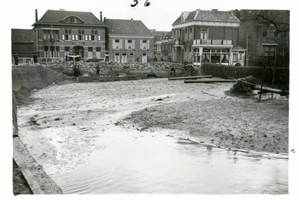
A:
[{"left": 17, "top": 78, "right": 288, "bottom": 178}]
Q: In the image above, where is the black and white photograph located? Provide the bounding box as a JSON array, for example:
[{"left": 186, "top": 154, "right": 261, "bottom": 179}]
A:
[{"left": 3, "top": 0, "right": 299, "bottom": 197}]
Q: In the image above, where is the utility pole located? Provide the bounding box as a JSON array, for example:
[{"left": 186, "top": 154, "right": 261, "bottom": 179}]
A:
[
  {"left": 246, "top": 33, "right": 250, "bottom": 66},
  {"left": 271, "top": 48, "right": 277, "bottom": 98}
]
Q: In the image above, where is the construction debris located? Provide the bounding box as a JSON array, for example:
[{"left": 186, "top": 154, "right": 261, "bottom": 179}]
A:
[
  {"left": 230, "top": 76, "right": 261, "bottom": 93},
  {"left": 168, "top": 75, "right": 212, "bottom": 81},
  {"left": 184, "top": 78, "right": 236, "bottom": 84}
]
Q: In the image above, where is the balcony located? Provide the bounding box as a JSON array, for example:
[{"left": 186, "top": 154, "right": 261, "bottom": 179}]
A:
[
  {"left": 174, "top": 40, "right": 184, "bottom": 46},
  {"left": 193, "top": 39, "right": 232, "bottom": 46}
]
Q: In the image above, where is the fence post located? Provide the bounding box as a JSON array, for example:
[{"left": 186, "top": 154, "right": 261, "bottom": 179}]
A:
[
  {"left": 12, "top": 93, "right": 18, "bottom": 136},
  {"left": 271, "top": 49, "right": 277, "bottom": 98},
  {"left": 259, "top": 57, "right": 269, "bottom": 102}
]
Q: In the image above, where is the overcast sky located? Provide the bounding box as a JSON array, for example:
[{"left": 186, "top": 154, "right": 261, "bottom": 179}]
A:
[{"left": 7, "top": 0, "right": 293, "bottom": 31}]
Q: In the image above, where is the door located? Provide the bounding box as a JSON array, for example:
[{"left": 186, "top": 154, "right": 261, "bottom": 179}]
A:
[
  {"left": 122, "top": 53, "right": 127, "bottom": 63},
  {"left": 142, "top": 53, "right": 147, "bottom": 63},
  {"left": 115, "top": 53, "right": 120, "bottom": 63}
]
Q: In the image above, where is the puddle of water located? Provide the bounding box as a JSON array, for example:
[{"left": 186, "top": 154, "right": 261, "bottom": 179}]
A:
[{"left": 51, "top": 127, "right": 288, "bottom": 194}]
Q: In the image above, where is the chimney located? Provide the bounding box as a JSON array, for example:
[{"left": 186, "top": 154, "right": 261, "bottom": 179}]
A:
[
  {"left": 100, "top": 11, "right": 103, "bottom": 22},
  {"left": 35, "top": 9, "right": 38, "bottom": 22}
]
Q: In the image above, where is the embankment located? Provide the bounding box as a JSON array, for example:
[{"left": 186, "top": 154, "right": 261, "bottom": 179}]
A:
[{"left": 12, "top": 65, "right": 71, "bottom": 105}]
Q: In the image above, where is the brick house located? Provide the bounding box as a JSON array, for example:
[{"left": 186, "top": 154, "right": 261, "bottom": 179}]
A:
[
  {"left": 172, "top": 9, "right": 246, "bottom": 66},
  {"left": 32, "top": 9, "right": 107, "bottom": 62},
  {"left": 154, "top": 31, "right": 173, "bottom": 62},
  {"left": 151, "top": 30, "right": 168, "bottom": 61},
  {"left": 235, "top": 10, "right": 289, "bottom": 67},
  {"left": 104, "top": 18, "right": 154, "bottom": 63},
  {"left": 11, "top": 29, "right": 39, "bottom": 65}
]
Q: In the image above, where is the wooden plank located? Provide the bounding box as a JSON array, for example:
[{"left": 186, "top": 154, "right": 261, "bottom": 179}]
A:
[
  {"left": 168, "top": 75, "right": 212, "bottom": 81},
  {"left": 254, "top": 86, "right": 289, "bottom": 95},
  {"left": 13, "top": 137, "right": 63, "bottom": 194},
  {"left": 237, "top": 79, "right": 258, "bottom": 87},
  {"left": 184, "top": 78, "right": 237, "bottom": 83}
]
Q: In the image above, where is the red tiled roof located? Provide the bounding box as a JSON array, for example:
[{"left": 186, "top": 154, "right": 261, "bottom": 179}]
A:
[
  {"left": 11, "top": 29, "right": 34, "bottom": 43},
  {"left": 173, "top": 9, "right": 240, "bottom": 25},
  {"left": 105, "top": 18, "right": 153, "bottom": 36},
  {"left": 33, "top": 9, "right": 106, "bottom": 27}
]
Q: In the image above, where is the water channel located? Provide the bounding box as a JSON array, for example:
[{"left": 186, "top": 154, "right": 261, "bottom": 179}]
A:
[{"left": 51, "top": 127, "right": 288, "bottom": 194}]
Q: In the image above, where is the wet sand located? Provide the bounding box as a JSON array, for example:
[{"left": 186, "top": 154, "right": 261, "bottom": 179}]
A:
[{"left": 17, "top": 78, "right": 288, "bottom": 176}]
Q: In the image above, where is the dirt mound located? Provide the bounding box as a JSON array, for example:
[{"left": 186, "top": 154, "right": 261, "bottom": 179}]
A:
[
  {"left": 122, "top": 98, "right": 289, "bottom": 154},
  {"left": 12, "top": 65, "right": 71, "bottom": 105},
  {"left": 230, "top": 76, "right": 261, "bottom": 94}
]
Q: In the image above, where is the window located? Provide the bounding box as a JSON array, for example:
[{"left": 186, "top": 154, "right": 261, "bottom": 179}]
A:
[
  {"left": 127, "top": 40, "right": 132, "bottom": 49},
  {"left": 264, "top": 46, "right": 276, "bottom": 57},
  {"left": 62, "top": 34, "right": 65, "bottom": 40},
  {"left": 65, "top": 29, "right": 71, "bottom": 40},
  {"left": 78, "top": 29, "right": 84, "bottom": 40},
  {"left": 50, "top": 46, "right": 55, "bottom": 57},
  {"left": 190, "top": 28, "right": 192, "bottom": 33},
  {"left": 96, "top": 47, "right": 101, "bottom": 52},
  {"left": 233, "top": 54, "right": 238, "bottom": 62},
  {"left": 262, "top": 29, "right": 268, "bottom": 38},
  {"left": 91, "top": 29, "right": 97, "bottom": 41},
  {"left": 98, "top": 35, "right": 101, "bottom": 41},
  {"left": 114, "top": 39, "right": 120, "bottom": 49},
  {"left": 85, "top": 35, "right": 88, "bottom": 40},
  {"left": 88, "top": 47, "right": 93, "bottom": 52},
  {"left": 201, "top": 28, "right": 208, "bottom": 39},
  {"left": 89, "top": 35, "right": 91, "bottom": 40},
  {"left": 65, "top": 47, "right": 70, "bottom": 51},
  {"left": 141, "top": 40, "right": 148, "bottom": 50},
  {"left": 44, "top": 46, "right": 49, "bottom": 57},
  {"left": 274, "top": 30, "right": 279, "bottom": 38},
  {"left": 72, "top": 35, "right": 75, "bottom": 40},
  {"left": 43, "top": 30, "right": 53, "bottom": 40}
]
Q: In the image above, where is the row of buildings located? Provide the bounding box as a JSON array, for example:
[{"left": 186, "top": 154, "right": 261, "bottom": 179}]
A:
[
  {"left": 12, "top": 9, "right": 289, "bottom": 67},
  {"left": 12, "top": 9, "right": 155, "bottom": 65},
  {"left": 153, "top": 9, "right": 289, "bottom": 67}
]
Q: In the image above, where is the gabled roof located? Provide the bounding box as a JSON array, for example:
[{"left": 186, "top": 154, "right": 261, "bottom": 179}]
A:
[
  {"left": 161, "top": 31, "right": 172, "bottom": 40},
  {"left": 173, "top": 9, "right": 240, "bottom": 25},
  {"left": 11, "top": 29, "right": 34, "bottom": 43},
  {"left": 105, "top": 18, "right": 153, "bottom": 36},
  {"left": 33, "top": 9, "right": 106, "bottom": 27}
]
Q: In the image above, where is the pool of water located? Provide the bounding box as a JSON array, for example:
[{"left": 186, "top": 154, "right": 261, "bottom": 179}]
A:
[{"left": 51, "top": 127, "right": 288, "bottom": 194}]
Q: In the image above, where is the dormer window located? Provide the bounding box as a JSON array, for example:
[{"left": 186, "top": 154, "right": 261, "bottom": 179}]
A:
[{"left": 61, "top": 16, "right": 84, "bottom": 24}]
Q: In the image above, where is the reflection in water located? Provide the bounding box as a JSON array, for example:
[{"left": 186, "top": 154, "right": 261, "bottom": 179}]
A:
[{"left": 51, "top": 128, "right": 288, "bottom": 194}]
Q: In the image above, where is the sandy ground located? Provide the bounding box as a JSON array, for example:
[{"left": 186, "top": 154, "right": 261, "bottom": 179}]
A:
[{"left": 17, "top": 78, "right": 288, "bottom": 176}]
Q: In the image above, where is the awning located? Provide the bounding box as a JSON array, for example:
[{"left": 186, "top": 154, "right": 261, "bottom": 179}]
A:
[{"left": 232, "top": 45, "right": 246, "bottom": 51}]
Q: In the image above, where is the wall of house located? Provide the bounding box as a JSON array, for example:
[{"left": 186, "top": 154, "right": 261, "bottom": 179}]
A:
[
  {"left": 108, "top": 37, "right": 154, "bottom": 62},
  {"left": 34, "top": 25, "right": 106, "bottom": 61},
  {"left": 239, "top": 19, "right": 289, "bottom": 66}
]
